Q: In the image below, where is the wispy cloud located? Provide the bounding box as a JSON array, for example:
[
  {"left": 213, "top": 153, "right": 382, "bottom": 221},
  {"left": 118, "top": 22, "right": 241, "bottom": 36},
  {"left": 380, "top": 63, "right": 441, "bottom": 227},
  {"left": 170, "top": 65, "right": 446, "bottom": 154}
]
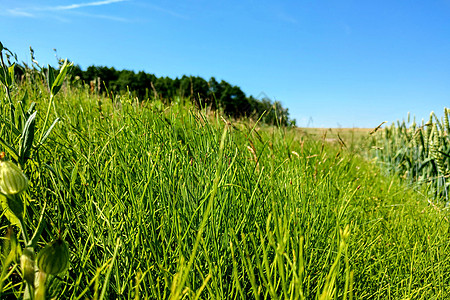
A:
[
  {"left": 145, "top": 4, "right": 188, "bottom": 20},
  {"left": 70, "top": 10, "right": 129, "bottom": 22},
  {"left": 4, "top": 0, "right": 129, "bottom": 20},
  {"left": 276, "top": 11, "right": 298, "bottom": 24},
  {"left": 6, "top": 9, "right": 35, "bottom": 18},
  {"left": 343, "top": 24, "right": 352, "bottom": 35},
  {"left": 51, "top": 0, "right": 128, "bottom": 11}
]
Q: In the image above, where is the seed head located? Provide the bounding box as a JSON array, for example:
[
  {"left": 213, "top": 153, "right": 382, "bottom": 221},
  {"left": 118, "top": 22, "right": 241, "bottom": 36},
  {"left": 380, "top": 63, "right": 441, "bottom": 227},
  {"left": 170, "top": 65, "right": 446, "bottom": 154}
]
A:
[
  {"left": 37, "top": 238, "right": 69, "bottom": 275},
  {"left": 0, "top": 161, "right": 29, "bottom": 196}
]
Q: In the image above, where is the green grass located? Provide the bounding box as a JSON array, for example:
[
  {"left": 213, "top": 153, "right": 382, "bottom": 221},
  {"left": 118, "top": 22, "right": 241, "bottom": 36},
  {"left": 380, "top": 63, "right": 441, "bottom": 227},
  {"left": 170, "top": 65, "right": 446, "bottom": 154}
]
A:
[
  {"left": 1, "top": 72, "right": 450, "bottom": 299},
  {"left": 370, "top": 111, "right": 450, "bottom": 206}
]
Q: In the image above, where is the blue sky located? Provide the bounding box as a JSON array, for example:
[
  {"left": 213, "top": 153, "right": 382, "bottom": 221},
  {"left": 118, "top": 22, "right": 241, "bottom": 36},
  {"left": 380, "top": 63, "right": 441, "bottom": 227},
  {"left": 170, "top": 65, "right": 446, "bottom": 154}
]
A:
[{"left": 1, "top": 0, "right": 450, "bottom": 127}]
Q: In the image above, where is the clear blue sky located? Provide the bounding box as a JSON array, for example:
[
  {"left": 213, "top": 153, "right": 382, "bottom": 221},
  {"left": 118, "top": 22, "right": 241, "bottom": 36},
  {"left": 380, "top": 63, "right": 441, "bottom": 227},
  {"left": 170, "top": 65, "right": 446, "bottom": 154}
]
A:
[{"left": 1, "top": 0, "right": 450, "bottom": 127}]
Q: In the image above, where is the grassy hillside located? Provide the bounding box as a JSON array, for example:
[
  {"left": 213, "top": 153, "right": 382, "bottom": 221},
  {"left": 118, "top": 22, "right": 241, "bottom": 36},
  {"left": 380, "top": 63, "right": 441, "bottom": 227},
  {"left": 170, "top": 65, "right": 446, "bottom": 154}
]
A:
[{"left": 1, "top": 63, "right": 450, "bottom": 299}]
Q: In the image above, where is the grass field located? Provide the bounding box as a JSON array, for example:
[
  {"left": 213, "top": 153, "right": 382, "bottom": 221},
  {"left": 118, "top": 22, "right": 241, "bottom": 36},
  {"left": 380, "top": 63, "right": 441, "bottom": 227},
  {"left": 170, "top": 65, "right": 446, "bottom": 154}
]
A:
[
  {"left": 295, "top": 127, "right": 373, "bottom": 153},
  {"left": 1, "top": 60, "right": 450, "bottom": 299}
]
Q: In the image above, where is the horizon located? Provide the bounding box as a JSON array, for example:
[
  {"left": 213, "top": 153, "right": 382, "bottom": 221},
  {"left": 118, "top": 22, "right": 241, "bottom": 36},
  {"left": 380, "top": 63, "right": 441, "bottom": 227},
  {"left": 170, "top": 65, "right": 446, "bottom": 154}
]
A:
[{"left": 1, "top": 0, "right": 449, "bottom": 128}]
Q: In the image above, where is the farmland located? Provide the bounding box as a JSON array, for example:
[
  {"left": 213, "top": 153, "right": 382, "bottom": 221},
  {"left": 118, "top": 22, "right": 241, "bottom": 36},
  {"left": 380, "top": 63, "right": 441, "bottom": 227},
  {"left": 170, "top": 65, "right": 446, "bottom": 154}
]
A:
[{"left": 1, "top": 51, "right": 450, "bottom": 299}]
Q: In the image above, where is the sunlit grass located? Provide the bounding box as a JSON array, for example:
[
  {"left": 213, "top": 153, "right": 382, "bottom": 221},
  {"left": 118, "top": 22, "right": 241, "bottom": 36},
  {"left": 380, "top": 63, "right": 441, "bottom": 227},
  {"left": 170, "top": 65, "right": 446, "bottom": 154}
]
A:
[{"left": 1, "top": 58, "right": 450, "bottom": 299}]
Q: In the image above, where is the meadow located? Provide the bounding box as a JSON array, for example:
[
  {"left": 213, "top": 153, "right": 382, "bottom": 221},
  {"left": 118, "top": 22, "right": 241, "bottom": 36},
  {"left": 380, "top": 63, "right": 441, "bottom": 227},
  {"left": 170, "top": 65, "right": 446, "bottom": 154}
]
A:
[{"left": 1, "top": 49, "right": 450, "bottom": 299}]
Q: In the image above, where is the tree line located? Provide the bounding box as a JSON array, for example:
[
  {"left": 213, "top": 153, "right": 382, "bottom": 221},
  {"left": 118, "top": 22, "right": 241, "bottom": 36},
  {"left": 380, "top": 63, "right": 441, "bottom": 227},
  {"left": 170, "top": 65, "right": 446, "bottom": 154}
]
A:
[{"left": 70, "top": 65, "right": 295, "bottom": 126}]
